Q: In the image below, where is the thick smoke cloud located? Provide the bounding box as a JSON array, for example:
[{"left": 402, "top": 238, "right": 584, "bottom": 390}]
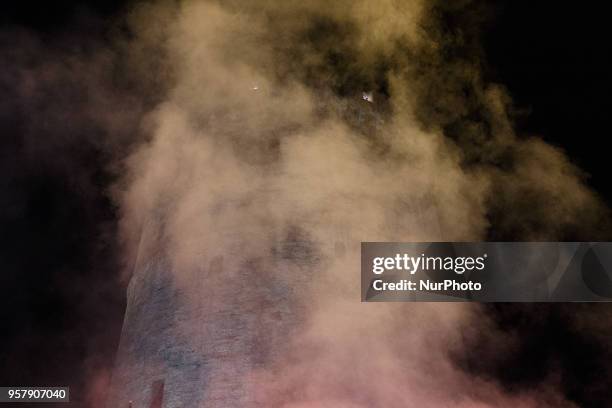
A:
[
  {"left": 108, "top": 0, "right": 608, "bottom": 407},
  {"left": 1, "top": 0, "right": 610, "bottom": 406}
]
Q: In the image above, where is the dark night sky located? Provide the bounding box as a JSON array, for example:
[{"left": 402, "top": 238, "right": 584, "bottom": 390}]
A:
[{"left": 1, "top": 1, "right": 611, "bottom": 407}]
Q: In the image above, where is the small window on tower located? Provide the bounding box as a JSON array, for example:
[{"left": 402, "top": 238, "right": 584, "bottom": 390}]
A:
[{"left": 149, "top": 380, "right": 164, "bottom": 408}]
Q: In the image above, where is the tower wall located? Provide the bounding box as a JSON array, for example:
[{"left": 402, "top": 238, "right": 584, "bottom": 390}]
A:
[{"left": 106, "top": 233, "right": 317, "bottom": 408}]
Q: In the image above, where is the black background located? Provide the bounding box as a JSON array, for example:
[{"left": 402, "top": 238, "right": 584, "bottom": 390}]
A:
[{"left": 1, "top": 1, "right": 611, "bottom": 407}]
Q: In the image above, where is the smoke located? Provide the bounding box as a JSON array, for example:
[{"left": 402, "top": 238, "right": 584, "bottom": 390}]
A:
[
  {"left": 2, "top": 0, "right": 609, "bottom": 406},
  {"left": 0, "top": 22, "right": 147, "bottom": 406},
  {"left": 104, "top": 0, "right": 608, "bottom": 406}
]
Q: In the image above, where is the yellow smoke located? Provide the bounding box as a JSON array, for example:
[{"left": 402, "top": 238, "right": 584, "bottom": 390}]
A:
[{"left": 106, "top": 1, "right": 606, "bottom": 406}]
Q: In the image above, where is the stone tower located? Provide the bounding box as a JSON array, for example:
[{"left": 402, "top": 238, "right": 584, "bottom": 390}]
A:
[{"left": 105, "top": 221, "right": 326, "bottom": 407}]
